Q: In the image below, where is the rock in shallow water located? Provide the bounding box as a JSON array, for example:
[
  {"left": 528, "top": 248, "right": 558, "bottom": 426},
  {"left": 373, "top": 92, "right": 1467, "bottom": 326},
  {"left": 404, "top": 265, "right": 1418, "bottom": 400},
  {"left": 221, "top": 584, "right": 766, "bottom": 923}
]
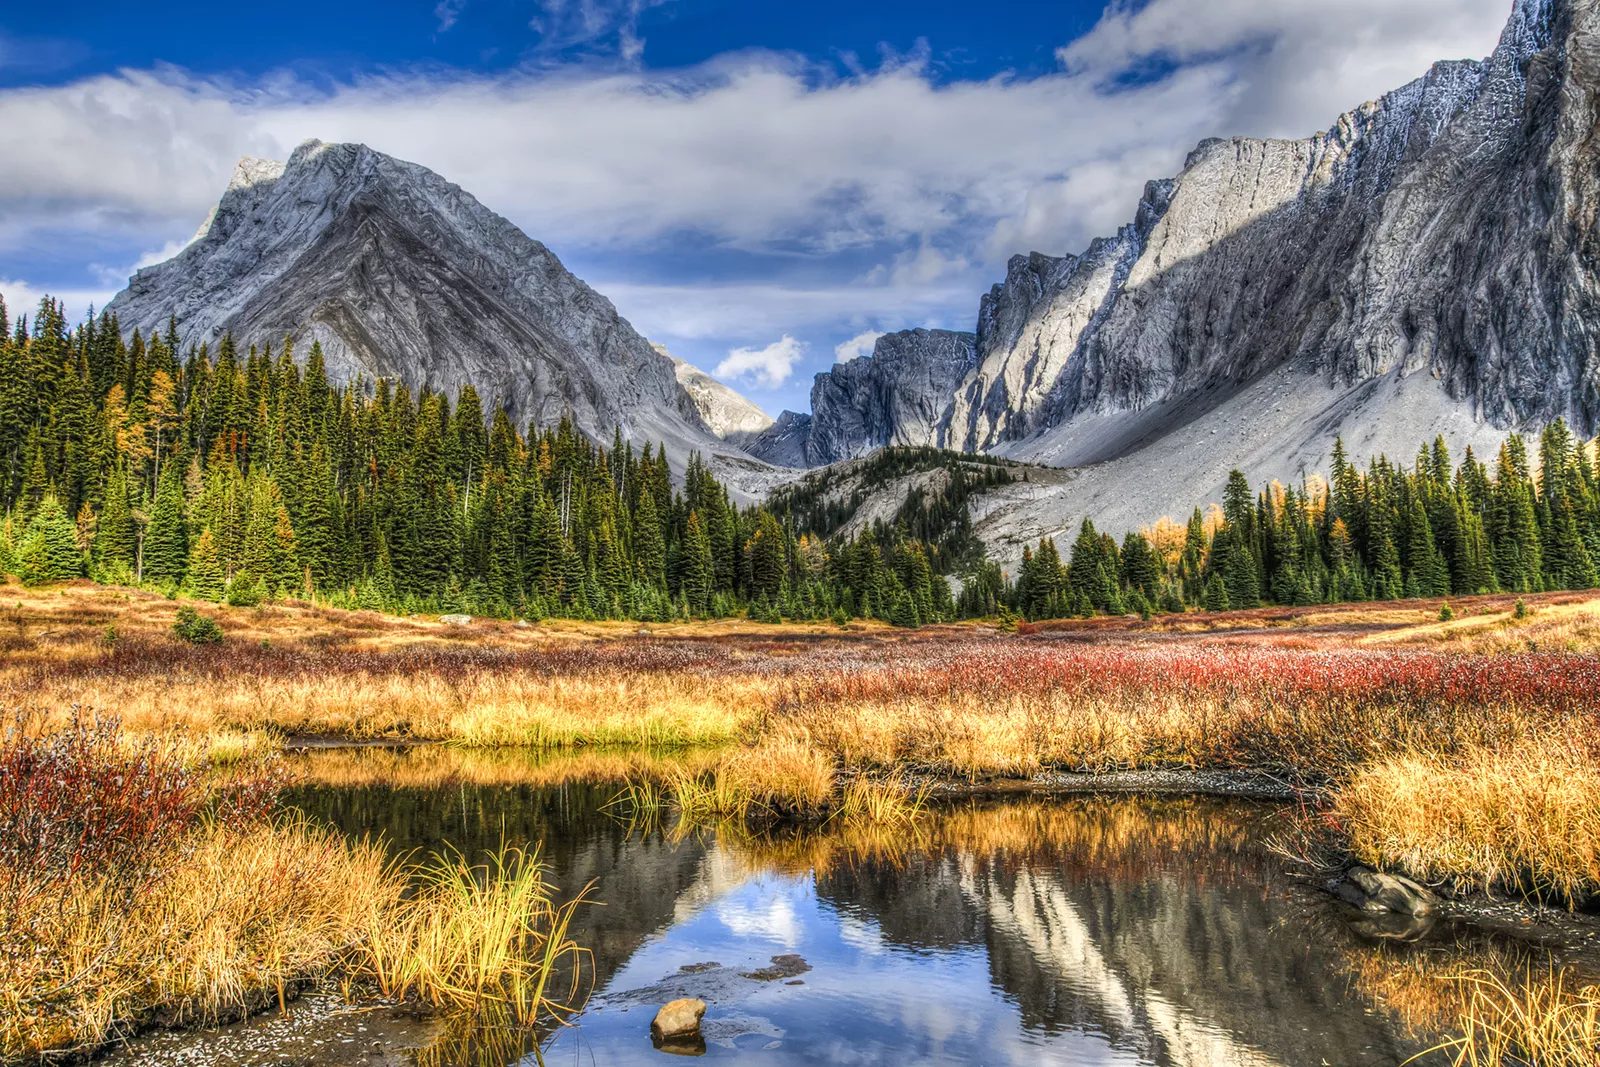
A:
[
  {"left": 651, "top": 998, "right": 707, "bottom": 1040},
  {"left": 739, "top": 954, "right": 812, "bottom": 981}
]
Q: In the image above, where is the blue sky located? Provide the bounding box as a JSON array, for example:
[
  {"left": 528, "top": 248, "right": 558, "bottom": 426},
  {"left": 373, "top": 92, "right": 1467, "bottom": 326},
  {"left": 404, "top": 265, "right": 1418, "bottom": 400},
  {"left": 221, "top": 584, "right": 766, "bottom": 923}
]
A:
[{"left": 0, "top": 0, "right": 1512, "bottom": 416}]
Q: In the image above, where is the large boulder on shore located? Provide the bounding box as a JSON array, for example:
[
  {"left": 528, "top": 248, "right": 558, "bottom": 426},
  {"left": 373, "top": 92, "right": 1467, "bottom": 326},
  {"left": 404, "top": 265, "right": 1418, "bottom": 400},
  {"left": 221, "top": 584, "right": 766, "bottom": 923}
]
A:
[{"left": 1333, "top": 865, "right": 1438, "bottom": 916}]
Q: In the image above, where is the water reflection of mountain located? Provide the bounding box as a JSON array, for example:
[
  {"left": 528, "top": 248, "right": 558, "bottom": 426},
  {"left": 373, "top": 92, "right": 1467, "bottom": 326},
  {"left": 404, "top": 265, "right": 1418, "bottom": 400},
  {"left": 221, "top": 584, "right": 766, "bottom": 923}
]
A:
[
  {"left": 290, "top": 760, "right": 1428, "bottom": 1067},
  {"left": 816, "top": 800, "right": 1418, "bottom": 1067}
]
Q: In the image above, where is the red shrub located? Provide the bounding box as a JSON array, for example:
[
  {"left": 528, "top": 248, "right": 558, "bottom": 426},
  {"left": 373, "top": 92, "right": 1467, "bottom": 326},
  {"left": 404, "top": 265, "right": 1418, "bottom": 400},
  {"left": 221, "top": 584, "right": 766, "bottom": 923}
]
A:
[{"left": 0, "top": 707, "right": 205, "bottom": 894}]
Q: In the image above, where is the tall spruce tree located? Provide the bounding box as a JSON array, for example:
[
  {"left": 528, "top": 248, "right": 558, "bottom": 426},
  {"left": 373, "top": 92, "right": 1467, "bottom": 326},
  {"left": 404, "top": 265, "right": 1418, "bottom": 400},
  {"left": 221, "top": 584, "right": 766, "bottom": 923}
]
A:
[
  {"left": 142, "top": 456, "right": 189, "bottom": 585},
  {"left": 185, "top": 529, "right": 225, "bottom": 601},
  {"left": 18, "top": 493, "right": 82, "bottom": 585}
]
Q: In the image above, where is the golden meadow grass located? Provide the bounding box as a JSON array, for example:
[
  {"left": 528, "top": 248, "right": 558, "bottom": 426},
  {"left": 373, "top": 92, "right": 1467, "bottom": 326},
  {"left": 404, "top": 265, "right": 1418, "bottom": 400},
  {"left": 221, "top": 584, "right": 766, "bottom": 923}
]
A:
[
  {"left": 5, "top": 584, "right": 1600, "bottom": 906},
  {"left": 1337, "top": 746, "right": 1600, "bottom": 903},
  {"left": 0, "top": 708, "right": 592, "bottom": 1063},
  {"left": 0, "top": 818, "right": 591, "bottom": 1062}
]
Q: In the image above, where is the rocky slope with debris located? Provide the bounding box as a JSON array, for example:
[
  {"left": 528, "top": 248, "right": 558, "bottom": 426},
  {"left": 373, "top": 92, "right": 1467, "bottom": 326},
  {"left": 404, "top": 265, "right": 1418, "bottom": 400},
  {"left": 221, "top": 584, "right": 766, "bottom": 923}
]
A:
[{"left": 664, "top": 348, "right": 774, "bottom": 438}]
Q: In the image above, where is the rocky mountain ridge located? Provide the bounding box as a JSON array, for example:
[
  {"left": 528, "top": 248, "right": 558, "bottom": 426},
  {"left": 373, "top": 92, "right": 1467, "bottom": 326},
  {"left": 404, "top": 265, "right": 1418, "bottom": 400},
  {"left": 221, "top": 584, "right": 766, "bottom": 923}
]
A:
[
  {"left": 663, "top": 347, "right": 775, "bottom": 438},
  {"left": 749, "top": 0, "right": 1598, "bottom": 544},
  {"left": 106, "top": 139, "right": 754, "bottom": 480}
]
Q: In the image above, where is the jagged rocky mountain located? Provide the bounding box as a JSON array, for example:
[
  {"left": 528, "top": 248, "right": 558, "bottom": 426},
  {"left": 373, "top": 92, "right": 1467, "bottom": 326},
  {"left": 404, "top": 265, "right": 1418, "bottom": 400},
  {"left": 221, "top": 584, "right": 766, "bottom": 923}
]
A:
[
  {"left": 106, "top": 139, "right": 756, "bottom": 480},
  {"left": 104, "top": 0, "right": 1600, "bottom": 559},
  {"left": 749, "top": 0, "right": 1600, "bottom": 551}
]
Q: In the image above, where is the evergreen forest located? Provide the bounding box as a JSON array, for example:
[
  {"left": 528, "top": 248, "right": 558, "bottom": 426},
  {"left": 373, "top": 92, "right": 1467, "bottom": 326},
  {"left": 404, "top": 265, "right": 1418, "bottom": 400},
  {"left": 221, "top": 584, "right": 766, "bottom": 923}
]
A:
[{"left": 2, "top": 296, "right": 1598, "bottom": 626}]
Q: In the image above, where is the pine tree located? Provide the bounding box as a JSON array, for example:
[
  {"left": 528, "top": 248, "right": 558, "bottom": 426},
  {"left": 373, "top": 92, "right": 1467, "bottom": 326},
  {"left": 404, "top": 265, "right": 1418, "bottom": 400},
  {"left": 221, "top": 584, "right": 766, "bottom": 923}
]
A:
[
  {"left": 1202, "top": 573, "right": 1231, "bottom": 612},
  {"left": 142, "top": 456, "right": 189, "bottom": 586},
  {"left": 1119, "top": 531, "right": 1161, "bottom": 603},
  {"left": 272, "top": 504, "right": 301, "bottom": 597},
  {"left": 185, "top": 529, "right": 225, "bottom": 601},
  {"left": 632, "top": 487, "right": 666, "bottom": 588},
  {"left": 93, "top": 463, "right": 136, "bottom": 579},
  {"left": 682, "top": 511, "right": 714, "bottom": 614},
  {"left": 1490, "top": 440, "right": 1542, "bottom": 592},
  {"left": 17, "top": 493, "right": 83, "bottom": 585},
  {"left": 1068, "top": 520, "right": 1116, "bottom": 613},
  {"left": 746, "top": 510, "right": 785, "bottom": 602},
  {"left": 890, "top": 589, "right": 921, "bottom": 628}
]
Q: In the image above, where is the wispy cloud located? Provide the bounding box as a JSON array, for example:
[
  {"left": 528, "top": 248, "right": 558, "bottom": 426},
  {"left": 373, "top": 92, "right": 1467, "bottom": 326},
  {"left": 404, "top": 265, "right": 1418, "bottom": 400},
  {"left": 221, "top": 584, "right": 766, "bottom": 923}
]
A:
[
  {"left": 434, "top": 0, "right": 465, "bottom": 32},
  {"left": 526, "top": 0, "right": 676, "bottom": 61}
]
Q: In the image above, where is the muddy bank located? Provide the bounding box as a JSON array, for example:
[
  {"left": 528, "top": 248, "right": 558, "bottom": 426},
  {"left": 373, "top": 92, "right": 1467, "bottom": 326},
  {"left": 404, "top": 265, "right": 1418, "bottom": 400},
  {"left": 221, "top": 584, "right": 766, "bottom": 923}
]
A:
[{"left": 98, "top": 995, "right": 440, "bottom": 1067}]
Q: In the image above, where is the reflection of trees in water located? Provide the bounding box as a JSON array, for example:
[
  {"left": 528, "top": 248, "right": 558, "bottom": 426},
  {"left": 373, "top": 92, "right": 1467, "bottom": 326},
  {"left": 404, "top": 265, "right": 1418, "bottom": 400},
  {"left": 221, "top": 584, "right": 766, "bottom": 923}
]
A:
[
  {"left": 288, "top": 774, "right": 710, "bottom": 991},
  {"left": 818, "top": 798, "right": 1420, "bottom": 1067}
]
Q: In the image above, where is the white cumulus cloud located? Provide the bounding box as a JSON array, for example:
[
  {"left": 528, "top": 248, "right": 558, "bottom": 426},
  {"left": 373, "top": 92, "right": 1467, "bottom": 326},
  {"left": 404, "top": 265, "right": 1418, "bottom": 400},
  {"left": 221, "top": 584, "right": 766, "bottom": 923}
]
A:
[
  {"left": 0, "top": 0, "right": 1512, "bottom": 265},
  {"left": 0, "top": 278, "right": 115, "bottom": 326},
  {"left": 716, "top": 335, "right": 805, "bottom": 388},
  {"left": 834, "top": 330, "right": 884, "bottom": 363}
]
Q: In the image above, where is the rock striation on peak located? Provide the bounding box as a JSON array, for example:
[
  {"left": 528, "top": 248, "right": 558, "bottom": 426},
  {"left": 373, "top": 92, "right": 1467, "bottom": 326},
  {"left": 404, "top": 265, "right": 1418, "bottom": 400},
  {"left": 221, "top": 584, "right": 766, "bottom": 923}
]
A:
[{"left": 664, "top": 348, "right": 775, "bottom": 438}]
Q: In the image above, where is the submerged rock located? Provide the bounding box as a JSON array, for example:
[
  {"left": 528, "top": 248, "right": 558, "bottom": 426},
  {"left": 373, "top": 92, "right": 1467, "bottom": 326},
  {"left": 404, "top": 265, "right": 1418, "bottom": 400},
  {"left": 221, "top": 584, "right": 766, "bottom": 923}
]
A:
[{"left": 739, "top": 954, "right": 812, "bottom": 982}]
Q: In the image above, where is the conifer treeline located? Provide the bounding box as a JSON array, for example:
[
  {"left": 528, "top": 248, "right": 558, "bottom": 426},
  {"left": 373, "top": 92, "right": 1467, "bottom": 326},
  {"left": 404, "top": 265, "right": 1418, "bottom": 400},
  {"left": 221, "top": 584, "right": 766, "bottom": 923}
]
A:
[
  {"left": 2, "top": 295, "right": 1596, "bottom": 626},
  {"left": 1002, "top": 431, "right": 1600, "bottom": 620},
  {"left": 0, "top": 298, "right": 956, "bottom": 623}
]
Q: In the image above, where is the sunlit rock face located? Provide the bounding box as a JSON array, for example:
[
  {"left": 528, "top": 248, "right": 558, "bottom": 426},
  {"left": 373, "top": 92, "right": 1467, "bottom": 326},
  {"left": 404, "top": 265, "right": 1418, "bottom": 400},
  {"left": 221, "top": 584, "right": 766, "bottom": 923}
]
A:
[
  {"left": 777, "top": 0, "right": 1598, "bottom": 484},
  {"left": 106, "top": 139, "right": 730, "bottom": 467},
  {"left": 666, "top": 350, "right": 775, "bottom": 439}
]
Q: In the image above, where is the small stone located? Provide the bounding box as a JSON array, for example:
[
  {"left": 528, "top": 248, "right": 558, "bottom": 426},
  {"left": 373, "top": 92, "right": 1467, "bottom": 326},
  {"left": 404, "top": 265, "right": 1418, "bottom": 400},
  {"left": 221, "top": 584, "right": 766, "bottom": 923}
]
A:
[
  {"left": 651, "top": 998, "right": 706, "bottom": 1040},
  {"left": 439, "top": 614, "right": 472, "bottom": 626}
]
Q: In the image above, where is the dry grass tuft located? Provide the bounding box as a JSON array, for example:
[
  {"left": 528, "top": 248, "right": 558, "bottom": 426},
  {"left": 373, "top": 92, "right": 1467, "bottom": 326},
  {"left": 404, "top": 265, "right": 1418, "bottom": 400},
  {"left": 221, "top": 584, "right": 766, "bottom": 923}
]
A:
[
  {"left": 0, "top": 704, "right": 594, "bottom": 1062},
  {"left": 1420, "top": 968, "right": 1600, "bottom": 1067},
  {"left": 361, "top": 845, "right": 590, "bottom": 1024},
  {"left": 1, "top": 817, "right": 396, "bottom": 1058},
  {"left": 1337, "top": 744, "right": 1600, "bottom": 904},
  {"left": 0, "top": 820, "right": 591, "bottom": 1061}
]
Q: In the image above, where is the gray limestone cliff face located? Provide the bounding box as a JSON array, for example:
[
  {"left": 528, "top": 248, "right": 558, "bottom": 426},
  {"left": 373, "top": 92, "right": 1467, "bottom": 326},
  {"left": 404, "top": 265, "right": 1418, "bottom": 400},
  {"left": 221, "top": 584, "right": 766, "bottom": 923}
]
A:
[
  {"left": 106, "top": 140, "right": 724, "bottom": 459},
  {"left": 800, "top": 328, "right": 976, "bottom": 466},
  {"left": 790, "top": 0, "right": 1599, "bottom": 470},
  {"left": 728, "top": 410, "right": 811, "bottom": 468}
]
